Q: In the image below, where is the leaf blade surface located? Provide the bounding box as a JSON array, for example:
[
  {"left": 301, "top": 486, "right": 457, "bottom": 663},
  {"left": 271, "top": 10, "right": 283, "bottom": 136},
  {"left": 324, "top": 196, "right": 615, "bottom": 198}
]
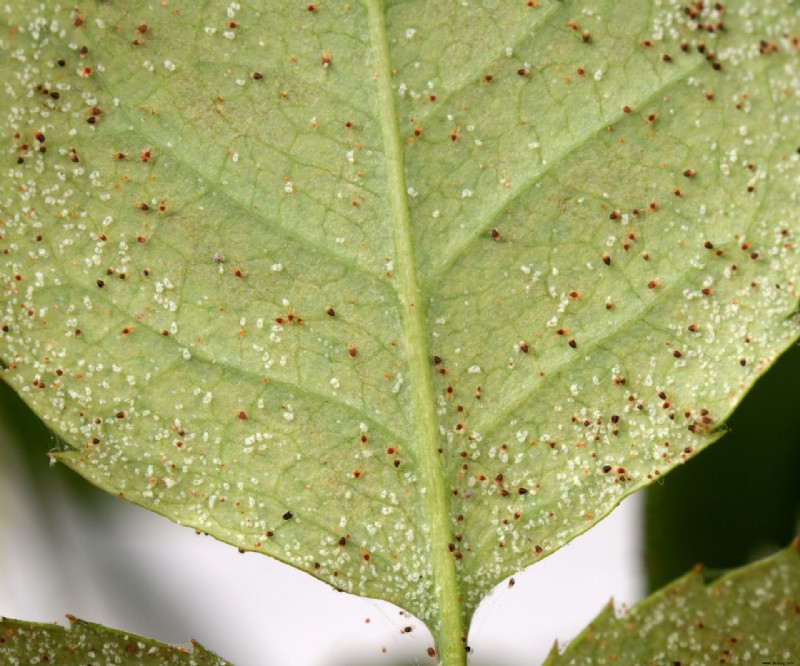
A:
[
  {"left": 545, "top": 542, "right": 800, "bottom": 664},
  {"left": 0, "top": 616, "right": 230, "bottom": 666},
  {"left": 1, "top": 0, "right": 798, "bottom": 657}
]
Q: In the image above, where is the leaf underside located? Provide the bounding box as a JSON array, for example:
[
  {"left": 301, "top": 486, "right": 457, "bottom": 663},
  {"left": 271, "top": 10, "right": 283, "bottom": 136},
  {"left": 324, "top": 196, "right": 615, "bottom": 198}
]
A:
[
  {"left": 0, "top": 616, "right": 230, "bottom": 666},
  {"left": 545, "top": 542, "right": 800, "bottom": 665},
  {"left": 1, "top": 0, "right": 798, "bottom": 651}
]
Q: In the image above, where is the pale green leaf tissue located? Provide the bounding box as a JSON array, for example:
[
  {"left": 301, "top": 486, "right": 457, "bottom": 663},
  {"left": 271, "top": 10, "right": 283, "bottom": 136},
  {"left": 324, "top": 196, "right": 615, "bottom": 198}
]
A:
[
  {"left": 1, "top": 0, "right": 798, "bottom": 663},
  {"left": 0, "top": 615, "right": 230, "bottom": 665}
]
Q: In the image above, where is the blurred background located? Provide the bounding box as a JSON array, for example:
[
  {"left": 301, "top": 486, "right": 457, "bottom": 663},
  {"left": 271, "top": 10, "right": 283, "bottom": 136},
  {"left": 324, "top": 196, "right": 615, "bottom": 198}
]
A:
[{"left": 1, "top": 343, "right": 797, "bottom": 666}]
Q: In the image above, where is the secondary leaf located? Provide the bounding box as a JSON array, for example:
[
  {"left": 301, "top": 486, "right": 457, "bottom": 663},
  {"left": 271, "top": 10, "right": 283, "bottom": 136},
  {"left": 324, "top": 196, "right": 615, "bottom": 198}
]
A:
[
  {"left": 544, "top": 541, "right": 800, "bottom": 665},
  {"left": 1, "top": 0, "right": 798, "bottom": 660},
  {"left": 0, "top": 615, "right": 230, "bottom": 666}
]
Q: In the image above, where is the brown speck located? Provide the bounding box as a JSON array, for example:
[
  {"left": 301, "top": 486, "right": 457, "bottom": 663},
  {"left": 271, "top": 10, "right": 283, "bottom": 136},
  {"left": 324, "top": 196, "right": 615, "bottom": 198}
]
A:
[
  {"left": 491, "top": 228, "right": 501, "bottom": 240},
  {"left": 517, "top": 67, "right": 529, "bottom": 76},
  {"left": 348, "top": 344, "right": 357, "bottom": 357},
  {"left": 519, "top": 341, "right": 529, "bottom": 353},
  {"left": 325, "top": 306, "right": 335, "bottom": 317},
  {"left": 647, "top": 280, "right": 658, "bottom": 289},
  {"left": 568, "top": 338, "right": 577, "bottom": 348},
  {"left": 582, "top": 31, "right": 590, "bottom": 43},
  {"left": 683, "top": 168, "right": 696, "bottom": 177},
  {"left": 236, "top": 410, "right": 248, "bottom": 420}
]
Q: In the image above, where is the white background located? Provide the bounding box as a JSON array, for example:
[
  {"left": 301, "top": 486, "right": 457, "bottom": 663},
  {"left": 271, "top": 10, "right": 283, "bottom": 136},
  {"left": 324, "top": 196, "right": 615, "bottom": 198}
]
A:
[{"left": 0, "top": 423, "right": 643, "bottom": 666}]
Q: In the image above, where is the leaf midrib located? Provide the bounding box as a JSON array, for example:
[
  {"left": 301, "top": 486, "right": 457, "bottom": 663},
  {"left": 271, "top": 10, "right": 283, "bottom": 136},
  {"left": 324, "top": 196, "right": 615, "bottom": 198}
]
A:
[{"left": 366, "top": 0, "right": 464, "bottom": 660}]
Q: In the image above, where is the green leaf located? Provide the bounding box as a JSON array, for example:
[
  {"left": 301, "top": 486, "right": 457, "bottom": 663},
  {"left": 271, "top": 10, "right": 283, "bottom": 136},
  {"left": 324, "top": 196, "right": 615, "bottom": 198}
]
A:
[
  {"left": 1, "top": 1, "right": 798, "bottom": 661},
  {"left": 0, "top": 615, "right": 230, "bottom": 666},
  {"left": 645, "top": 343, "right": 800, "bottom": 591},
  {"left": 544, "top": 541, "right": 800, "bottom": 665}
]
